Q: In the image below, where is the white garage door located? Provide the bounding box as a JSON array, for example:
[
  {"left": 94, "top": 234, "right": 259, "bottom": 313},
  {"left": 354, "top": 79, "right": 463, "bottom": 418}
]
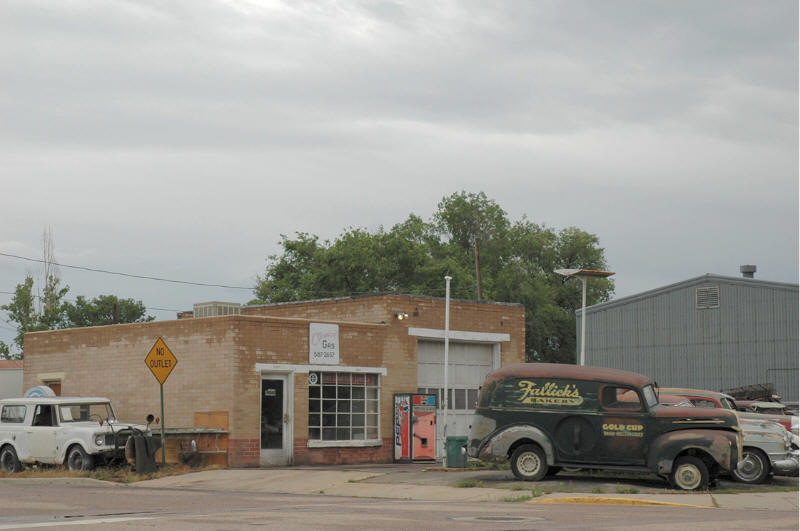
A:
[{"left": 417, "top": 340, "right": 497, "bottom": 457}]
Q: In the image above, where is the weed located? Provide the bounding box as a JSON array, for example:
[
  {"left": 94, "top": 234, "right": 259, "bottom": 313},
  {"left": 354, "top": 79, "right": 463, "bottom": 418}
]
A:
[
  {"left": 502, "top": 495, "right": 533, "bottom": 502},
  {"left": 531, "top": 486, "right": 545, "bottom": 497},
  {"left": 614, "top": 484, "right": 639, "bottom": 494},
  {"left": 453, "top": 478, "right": 484, "bottom": 488},
  {"left": 557, "top": 481, "right": 573, "bottom": 493},
  {"left": 590, "top": 486, "right": 607, "bottom": 494}
]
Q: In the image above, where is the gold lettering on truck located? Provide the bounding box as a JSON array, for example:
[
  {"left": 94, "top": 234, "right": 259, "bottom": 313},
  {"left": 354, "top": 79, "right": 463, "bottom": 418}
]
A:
[{"left": 517, "top": 380, "right": 584, "bottom": 406}]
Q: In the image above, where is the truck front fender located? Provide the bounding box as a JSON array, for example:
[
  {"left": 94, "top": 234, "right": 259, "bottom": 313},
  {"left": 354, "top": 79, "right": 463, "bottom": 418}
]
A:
[
  {"left": 648, "top": 429, "right": 739, "bottom": 475},
  {"left": 478, "top": 425, "right": 555, "bottom": 465}
]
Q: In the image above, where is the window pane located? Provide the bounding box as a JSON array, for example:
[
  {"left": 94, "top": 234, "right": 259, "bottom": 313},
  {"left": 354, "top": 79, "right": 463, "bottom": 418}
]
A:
[
  {"left": 309, "top": 399, "right": 320, "bottom": 413},
  {"left": 309, "top": 427, "right": 320, "bottom": 440},
  {"left": 367, "top": 401, "right": 378, "bottom": 413},
  {"left": 367, "top": 427, "right": 378, "bottom": 439},
  {"left": 467, "top": 389, "right": 479, "bottom": 409},
  {"left": 322, "top": 413, "right": 336, "bottom": 426},
  {"left": 455, "top": 389, "right": 466, "bottom": 410},
  {"left": 323, "top": 386, "right": 336, "bottom": 399},
  {"left": 337, "top": 414, "right": 351, "bottom": 427},
  {"left": 338, "top": 386, "right": 351, "bottom": 399},
  {"left": 351, "top": 373, "right": 365, "bottom": 385},
  {"left": 337, "top": 401, "right": 350, "bottom": 412},
  {"left": 323, "top": 428, "right": 336, "bottom": 440},
  {"left": 322, "top": 373, "right": 337, "bottom": 384},
  {"left": 366, "top": 414, "right": 378, "bottom": 427},
  {"left": 352, "top": 400, "right": 365, "bottom": 413},
  {"left": 308, "top": 414, "right": 320, "bottom": 427},
  {"left": 352, "top": 387, "right": 365, "bottom": 399},
  {"left": 367, "top": 388, "right": 378, "bottom": 400},
  {"left": 337, "top": 428, "right": 350, "bottom": 440},
  {"left": 352, "top": 427, "right": 365, "bottom": 440},
  {"left": 337, "top": 373, "right": 351, "bottom": 385},
  {"left": 309, "top": 386, "right": 320, "bottom": 398},
  {"left": 323, "top": 400, "right": 336, "bottom": 413},
  {"left": 365, "top": 374, "right": 377, "bottom": 385},
  {"left": 352, "top": 414, "right": 365, "bottom": 427}
]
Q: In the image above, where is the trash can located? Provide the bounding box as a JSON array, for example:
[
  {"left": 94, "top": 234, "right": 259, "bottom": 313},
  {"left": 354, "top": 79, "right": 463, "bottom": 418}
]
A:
[{"left": 446, "top": 436, "right": 468, "bottom": 468}]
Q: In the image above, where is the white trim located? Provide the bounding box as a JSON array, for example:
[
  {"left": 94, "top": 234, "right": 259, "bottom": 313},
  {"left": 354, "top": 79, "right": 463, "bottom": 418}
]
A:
[
  {"left": 255, "top": 363, "right": 387, "bottom": 375},
  {"left": 307, "top": 439, "right": 383, "bottom": 448},
  {"left": 37, "top": 372, "right": 66, "bottom": 382},
  {"left": 408, "top": 327, "right": 510, "bottom": 343}
]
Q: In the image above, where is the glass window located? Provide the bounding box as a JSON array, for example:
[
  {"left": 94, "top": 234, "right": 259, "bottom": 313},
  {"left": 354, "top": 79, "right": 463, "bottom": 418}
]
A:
[
  {"left": 642, "top": 385, "right": 658, "bottom": 409},
  {"left": 690, "top": 398, "right": 718, "bottom": 409},
  {"left": 308, "top": 372, "right": 380, "bottom": 441},
  {"left": 601, "top": 386, "right": 642, "bottom": 411},
  {"left": 0, "top": 405, "right": 26, "bottom": 423}
]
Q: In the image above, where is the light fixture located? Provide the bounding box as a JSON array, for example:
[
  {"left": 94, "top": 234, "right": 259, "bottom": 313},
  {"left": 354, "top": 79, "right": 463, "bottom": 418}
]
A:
[{"left": 394, "top": 312, "right": 408, "bottom": 320}]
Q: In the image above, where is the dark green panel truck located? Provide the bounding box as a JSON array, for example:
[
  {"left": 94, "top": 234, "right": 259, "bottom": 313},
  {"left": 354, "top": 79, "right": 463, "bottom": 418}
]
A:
[{"left": 467, "top": 363, "right": 742, "bottom": 490}]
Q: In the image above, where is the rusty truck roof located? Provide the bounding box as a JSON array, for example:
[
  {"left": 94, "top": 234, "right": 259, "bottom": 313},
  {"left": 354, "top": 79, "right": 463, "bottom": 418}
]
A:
[{"left": 484, "top": 363, "right": 652, "bottom": 388}]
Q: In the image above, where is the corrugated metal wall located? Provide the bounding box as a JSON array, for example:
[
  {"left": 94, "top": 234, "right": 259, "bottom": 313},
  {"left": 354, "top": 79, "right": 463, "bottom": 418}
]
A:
[{"left": 579, "top": 276, "right": 799, "bottom": 402}]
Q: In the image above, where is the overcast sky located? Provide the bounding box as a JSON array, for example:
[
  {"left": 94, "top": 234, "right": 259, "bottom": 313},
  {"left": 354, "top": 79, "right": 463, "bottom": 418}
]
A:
[{"left": 1, "top": 0, "right": 797, "bottom": 346}]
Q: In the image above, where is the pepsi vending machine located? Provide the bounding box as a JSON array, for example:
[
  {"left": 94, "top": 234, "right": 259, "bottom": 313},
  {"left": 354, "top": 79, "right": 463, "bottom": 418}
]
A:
[{"left": 394, "top": 393, "right": 437, "bottom": 461}]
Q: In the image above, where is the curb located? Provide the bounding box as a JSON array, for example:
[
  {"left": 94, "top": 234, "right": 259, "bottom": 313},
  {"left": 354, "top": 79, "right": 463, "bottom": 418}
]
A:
[{"left": 527, "top": 496, "right": 711, "bottom": 508}]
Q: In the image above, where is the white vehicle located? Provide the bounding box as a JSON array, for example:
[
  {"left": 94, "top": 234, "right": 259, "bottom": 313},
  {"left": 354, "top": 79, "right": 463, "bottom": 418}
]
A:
[{"left": 0, "top": 396, "right": 150, "bottom": 473}]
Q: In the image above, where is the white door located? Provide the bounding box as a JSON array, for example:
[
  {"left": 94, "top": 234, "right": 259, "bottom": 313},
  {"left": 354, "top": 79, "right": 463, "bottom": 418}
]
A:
[
  {"left": 260, "top": 374, "right": 292, "bottom": 466},
  {"left": 417, "top": 341, "right": 496, "bottom": 457}
]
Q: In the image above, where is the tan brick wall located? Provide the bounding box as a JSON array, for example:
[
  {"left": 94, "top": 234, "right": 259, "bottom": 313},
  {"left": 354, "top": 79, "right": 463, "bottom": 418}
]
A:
[{"left": 22, "top": 295, "right": 525, "bottom": 466}]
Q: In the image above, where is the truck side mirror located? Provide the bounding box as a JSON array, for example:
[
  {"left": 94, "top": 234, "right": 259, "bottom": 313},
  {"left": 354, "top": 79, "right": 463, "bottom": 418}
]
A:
[{"left": 146, "top": 414, "right": 155, "bottom": 428}]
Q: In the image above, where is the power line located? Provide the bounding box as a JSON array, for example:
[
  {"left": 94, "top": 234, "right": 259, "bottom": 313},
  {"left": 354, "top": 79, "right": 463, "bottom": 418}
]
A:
[{"left": 0, "top": 251, "right": 254, "bottom": 290}]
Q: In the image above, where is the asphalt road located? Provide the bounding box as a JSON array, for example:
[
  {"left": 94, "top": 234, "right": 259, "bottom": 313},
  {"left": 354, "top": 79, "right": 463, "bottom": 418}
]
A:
[{"left": 0, "top": 479, "right": 797, "bottom": 530}]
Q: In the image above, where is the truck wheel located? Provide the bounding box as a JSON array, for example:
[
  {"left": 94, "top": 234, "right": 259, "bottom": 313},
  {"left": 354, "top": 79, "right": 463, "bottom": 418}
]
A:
[
  {"left": 0, "top": 446, "right": 22, "bottom": 473},
  {"left": 670, "top": 456, "right": 709, "bottom": 490},
  {"left": 511, "top": 444, "right": 548, "bottom": 481},
  {"left": 66, "top": 445, "right": 94, "bottom": 472},
  {"left": 732, "top": 448, "right": 769, "bottom": 484}
]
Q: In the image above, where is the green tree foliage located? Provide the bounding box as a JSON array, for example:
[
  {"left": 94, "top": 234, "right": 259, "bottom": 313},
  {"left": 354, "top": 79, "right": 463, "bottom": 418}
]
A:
[
  {"left": 0, "top": 276, "right": 41, "bottom": 357},
  {"left": 63, "top": 295, "right": 154, "bottom": 327},
  {"left": 252, "top": 191, "right": 614, "bottom": 363}
]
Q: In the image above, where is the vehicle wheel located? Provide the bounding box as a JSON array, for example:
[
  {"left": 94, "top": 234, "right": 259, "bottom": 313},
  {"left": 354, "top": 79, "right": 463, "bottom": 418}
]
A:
[
  {"left": 670, "top": 456, "right": 709, "bottom": 491},
  {"left": 510, "top": 444, "right": 548, "bottom": 481},
  {"left": 66, "top": 445, "right": 94, "bottom": 471},
  {"left": 732, "top": 448, "right": 770, "bottom": 484},
  {"left": 0, "top": 446, "right": 22, "bottom": 473}
]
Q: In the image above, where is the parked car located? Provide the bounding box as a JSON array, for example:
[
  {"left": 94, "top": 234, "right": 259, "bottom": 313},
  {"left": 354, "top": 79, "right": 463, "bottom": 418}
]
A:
[
  {"left": 737, "top": 401, "right": 794, "bottom": 417},
  {"left": 0, "top": 396, "right": 154, "bottom": 473},
  {"left": 467, "top": 363, "right": 742, "bottom": 490},
  {"left": 660, "top": 387, "right": 798, "bottom": 484},
  {"left": 660, "top": 387, "right": 799, "bottom": 439}
]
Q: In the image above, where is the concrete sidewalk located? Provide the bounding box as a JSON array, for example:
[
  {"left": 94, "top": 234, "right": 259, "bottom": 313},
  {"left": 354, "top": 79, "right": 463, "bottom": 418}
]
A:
[{"left": 132, "top": 464, "right": 799, "bottom": 511}]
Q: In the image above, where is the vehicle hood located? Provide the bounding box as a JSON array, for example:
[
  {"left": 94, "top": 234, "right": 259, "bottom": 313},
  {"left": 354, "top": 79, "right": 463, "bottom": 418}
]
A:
[
  {"left": 65, "top": 421, "right": 148, "bottom": 432},
  {"left": 652, "top": 405, "right": 739, "bottom": 430}
]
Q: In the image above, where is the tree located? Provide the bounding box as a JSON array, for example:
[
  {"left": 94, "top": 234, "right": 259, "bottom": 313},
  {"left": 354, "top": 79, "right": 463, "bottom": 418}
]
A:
[
  {"left": 63, "top": 295, "right": 154, "bottom": 327},
  {"left": 0, "top": 276, "right": 42, "bottom": 358},
  {"left": 252, "top": 192, "right": 614, "bottom": 363},
  {"left": 434, "top": 191, "right": 509, "bottom": 300}
]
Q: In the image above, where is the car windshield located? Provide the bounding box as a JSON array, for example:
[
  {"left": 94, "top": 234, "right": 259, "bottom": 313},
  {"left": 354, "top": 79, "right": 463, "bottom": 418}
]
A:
[
  {"left": 58, "top": 403, "right": 116, "bottom": 423},
  {"left": 641, "top": 385, "right": 658, "bottom": 409}
]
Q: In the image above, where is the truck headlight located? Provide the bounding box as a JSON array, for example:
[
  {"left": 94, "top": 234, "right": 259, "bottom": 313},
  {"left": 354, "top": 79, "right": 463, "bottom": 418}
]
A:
[{"left": 95, "top": 434, "right": 105, "bottom": 446}]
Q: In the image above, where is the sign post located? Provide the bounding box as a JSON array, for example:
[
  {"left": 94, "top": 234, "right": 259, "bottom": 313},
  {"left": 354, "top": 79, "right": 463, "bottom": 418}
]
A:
[{"left": 145, "top": 337, "right": 178, "bottom": 465}]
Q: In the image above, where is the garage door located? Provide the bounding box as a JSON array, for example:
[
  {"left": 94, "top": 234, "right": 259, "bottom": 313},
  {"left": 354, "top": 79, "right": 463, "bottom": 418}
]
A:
[{"left": 417, "top": 340, "right": 497, "bottom": 456}]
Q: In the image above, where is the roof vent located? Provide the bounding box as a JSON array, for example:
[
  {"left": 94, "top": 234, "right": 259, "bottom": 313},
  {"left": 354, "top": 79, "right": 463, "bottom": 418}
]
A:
[{"left": 740, "top": 265, "right": 756, "bottom": 279}]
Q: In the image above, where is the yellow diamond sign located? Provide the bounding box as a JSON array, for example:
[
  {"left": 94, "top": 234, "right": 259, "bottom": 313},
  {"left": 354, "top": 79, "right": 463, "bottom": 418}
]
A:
[{"left": 145, "top": 337, "right": 178, "bottom": 385}]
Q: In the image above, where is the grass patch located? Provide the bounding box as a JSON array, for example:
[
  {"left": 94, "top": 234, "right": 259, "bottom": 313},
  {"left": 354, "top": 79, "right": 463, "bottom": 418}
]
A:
[
  {"left": 501, "top": 495, "right": 533, "bottom": 502},
  {"left": 0, "top": 463, "right": 222, "bottom": 483},
  {"left": 453, "top": 478, "right": 484, "bottom": 488},
  {"left": 556, "top": 481, "right": 573, "bottom": 493},
  {"left": 590, "top": 486, "right": 607, "bottom": 494},
  {"left": 531, "top": 486, "right": 552, "bottom": 497},
  {"left": 614, "top": 485, "right": 639, "bottom": 494},
  {"left": 467, "top": 460, "right": 509, "bottom": 470}
]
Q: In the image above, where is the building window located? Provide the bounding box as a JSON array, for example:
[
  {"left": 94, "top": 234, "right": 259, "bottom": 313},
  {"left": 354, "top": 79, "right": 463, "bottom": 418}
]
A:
[
  {"left": 417, "top": 387, "right": 480, "bottom": 410},
  {"left": 696, "top": 286, "right": 720, "bottom": 309},
  {"left": 308, "top": 372, "right": 380, "bottom": 441}
]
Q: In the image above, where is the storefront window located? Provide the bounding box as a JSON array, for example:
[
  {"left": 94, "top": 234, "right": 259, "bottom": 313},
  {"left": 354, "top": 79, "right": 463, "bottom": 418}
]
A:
[{"left": 308, "top": 372, "right": 380, "bottom": 441}]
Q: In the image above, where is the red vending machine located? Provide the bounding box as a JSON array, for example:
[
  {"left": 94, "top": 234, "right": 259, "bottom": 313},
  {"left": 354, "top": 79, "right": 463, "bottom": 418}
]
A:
[{"left": 393, "top": 393, "right": 437, "bottom": 461}]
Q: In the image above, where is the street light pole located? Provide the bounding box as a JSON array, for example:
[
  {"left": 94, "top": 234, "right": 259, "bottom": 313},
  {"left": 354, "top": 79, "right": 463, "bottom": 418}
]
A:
[
  {"left": 554, "top": 268, "right": 615, "bottom": 366},
  {"left": 442, "top": 275, "right": 451, "bottom": 467}
]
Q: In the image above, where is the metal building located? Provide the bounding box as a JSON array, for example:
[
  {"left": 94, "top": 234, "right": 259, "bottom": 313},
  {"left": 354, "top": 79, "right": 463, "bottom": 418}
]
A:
[{"left": 577, "top": 273, "right": 799, "bottom": 402}]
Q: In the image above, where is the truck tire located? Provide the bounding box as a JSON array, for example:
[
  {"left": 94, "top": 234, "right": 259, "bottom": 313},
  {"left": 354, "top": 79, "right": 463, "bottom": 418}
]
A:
[
  {"left": 732, "top": 448, "right": 770, "bottom": 484},
  {"left": 66, "top": 445, "right": 94, "bottom": 472},
  {"left": 0, "top": 445, "right": 22, "bottom": 473},
  {"left": 510, "top": 444, "right": 548, "bottom": 481},
  {"left": 670, "top": 456, "right": 709, "bottom": 491}
]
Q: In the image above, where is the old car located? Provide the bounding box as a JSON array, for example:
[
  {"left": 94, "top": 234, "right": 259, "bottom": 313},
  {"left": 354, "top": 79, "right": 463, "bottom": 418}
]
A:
[
  {"left": 0, "top": 396, "right": 153, "bottom": 473},
  {"left": 467, "top": 363, "right": 742, "bottom": 491},
  {"left": 660, "top": 387, "right": 798, "bottom": 484}
]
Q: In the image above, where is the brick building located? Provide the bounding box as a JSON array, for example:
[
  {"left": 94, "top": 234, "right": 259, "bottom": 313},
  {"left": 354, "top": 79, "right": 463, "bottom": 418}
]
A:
[{"left": 22, "top": 295, "right": 525, "bottom": 467}]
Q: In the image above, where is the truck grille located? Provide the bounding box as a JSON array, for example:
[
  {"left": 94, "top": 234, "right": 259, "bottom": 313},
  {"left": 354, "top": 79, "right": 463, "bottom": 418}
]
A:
[{"left": 105, "top": 429, "right": 133, "bottom": 447}]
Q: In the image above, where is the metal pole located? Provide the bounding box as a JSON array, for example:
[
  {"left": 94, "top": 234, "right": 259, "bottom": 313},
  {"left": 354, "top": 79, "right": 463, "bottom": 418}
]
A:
[
  {"left": 580, "top": 276, "right": 587, "bottom": 366},
  {"left": 160, "top": 384, "right": 166, "bottom": 465},
  {"left": 442, "top": 275, "right": 452, "bottom": 467}
]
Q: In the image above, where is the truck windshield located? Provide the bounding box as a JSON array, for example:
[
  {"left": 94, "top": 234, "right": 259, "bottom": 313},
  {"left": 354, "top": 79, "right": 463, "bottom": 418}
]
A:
[{"left": 58, "top": 403, "right": 116, "bottom": 423}]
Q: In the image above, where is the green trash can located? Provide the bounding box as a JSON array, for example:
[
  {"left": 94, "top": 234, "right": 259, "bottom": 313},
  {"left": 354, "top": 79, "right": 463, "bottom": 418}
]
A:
[{"left": 446, "top": 436, "right": 468, "bottom": 468}]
